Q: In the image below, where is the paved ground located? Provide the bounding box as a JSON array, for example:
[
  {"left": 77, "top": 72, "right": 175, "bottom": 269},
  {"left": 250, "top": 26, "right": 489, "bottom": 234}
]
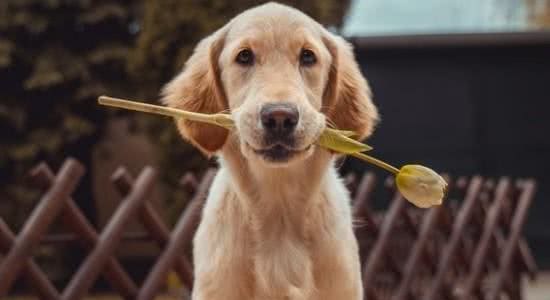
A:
[
  {"left": 525, "top": 271, "right": 550, "bottom": 300},
  {"left": 5, "top": 273, "right": 550, "bottom": 300}
]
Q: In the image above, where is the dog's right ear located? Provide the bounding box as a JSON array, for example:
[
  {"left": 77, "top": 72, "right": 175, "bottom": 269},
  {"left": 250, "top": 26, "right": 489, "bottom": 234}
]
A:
[{"left": 162, "top": 27, "right": 229, "bottom": 155}]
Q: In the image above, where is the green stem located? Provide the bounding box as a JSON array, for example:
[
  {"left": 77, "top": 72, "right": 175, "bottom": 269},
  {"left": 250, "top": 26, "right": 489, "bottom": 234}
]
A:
[{"left": 350, "top": 152, "right": 400, "bottom": 174}]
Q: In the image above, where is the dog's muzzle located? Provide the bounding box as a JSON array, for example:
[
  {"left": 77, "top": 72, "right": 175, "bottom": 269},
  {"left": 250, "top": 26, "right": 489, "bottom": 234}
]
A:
[{"left": 255, "top": 102, "right": 302, "bottom": 162}]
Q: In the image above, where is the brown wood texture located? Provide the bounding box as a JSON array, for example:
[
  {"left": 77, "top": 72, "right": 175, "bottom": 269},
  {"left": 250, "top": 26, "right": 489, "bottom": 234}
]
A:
[{"left": 0, "top": 160, "right": 538, "bottom": 300}]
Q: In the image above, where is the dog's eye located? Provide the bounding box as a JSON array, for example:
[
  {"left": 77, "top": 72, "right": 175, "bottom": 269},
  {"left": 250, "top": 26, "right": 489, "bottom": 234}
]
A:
[
  {"left": 300, "top": 49, "right": 316, "bottom": 66},
  {"left": 236, "top": 49, "right": 254, "bottom": 66}
]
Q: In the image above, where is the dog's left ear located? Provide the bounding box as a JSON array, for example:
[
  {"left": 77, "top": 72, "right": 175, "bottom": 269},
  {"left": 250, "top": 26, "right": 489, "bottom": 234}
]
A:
[
  {"left": 162, "top": 26, "right": 229, "bottom": 155},
  {"left": 322, "top": 31, "right": 379, "bottom": 141}
]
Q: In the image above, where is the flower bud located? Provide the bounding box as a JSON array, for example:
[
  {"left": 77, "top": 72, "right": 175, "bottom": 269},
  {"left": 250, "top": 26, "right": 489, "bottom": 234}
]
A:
[{"left": 396, "top": 165, "right": 447, "bottom": 208}]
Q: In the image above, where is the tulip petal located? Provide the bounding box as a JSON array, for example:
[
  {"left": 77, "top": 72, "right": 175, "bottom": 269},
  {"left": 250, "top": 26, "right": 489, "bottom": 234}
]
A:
[
  {"left": 317, "top": 128, "right": 372, "bottom": 154},
  {"left": 396, "top": 165, "right": 447, "bottom": 208}
]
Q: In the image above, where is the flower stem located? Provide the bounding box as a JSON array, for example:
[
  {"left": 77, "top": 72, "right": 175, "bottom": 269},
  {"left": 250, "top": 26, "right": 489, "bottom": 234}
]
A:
[
  {"left": 98, "top": 95, "right": 231, "bottom": 128},
  {"left": 350, "top": 152, "right": 400, "bottom": 174},
  {"left": 98, "top": 96, "right": 400, "bottom": 175}
]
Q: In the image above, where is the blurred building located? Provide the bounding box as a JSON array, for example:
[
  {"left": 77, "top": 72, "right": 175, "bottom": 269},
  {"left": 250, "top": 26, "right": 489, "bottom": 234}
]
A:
[{"left": 342, "top": 0, "right": 550, "bottom": 268}]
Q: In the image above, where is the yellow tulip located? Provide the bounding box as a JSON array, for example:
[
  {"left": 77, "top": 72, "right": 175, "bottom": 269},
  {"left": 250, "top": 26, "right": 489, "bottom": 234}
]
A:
[
  {"left": 98, "top": 96, "right": 447, "bottom": 208},
  {"left": 350, "top": 153, "right": 446, "bottom": 208},
  {"left": 395, "top": 165, "right": 447, "bottom": 208}
]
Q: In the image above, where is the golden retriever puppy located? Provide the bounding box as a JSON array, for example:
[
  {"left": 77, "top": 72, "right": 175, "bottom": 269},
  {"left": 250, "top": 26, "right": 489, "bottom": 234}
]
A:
[{"left": 163, "top": 2, "right": 378, "bottom": 299}]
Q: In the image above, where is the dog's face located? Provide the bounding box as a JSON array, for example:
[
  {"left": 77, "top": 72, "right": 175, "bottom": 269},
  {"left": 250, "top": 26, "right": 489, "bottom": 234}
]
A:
[
  {"left": 221, "top": 7, "right": 332, "bottom": 165},
  {"left": 163, "top": 3, "right": 378, "bottom": 166}
]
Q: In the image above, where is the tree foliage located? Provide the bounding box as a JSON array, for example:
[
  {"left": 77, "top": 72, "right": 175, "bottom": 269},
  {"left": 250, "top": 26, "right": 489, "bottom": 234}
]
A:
[
  {"left": 0, "top": 0, "right": 141, "bottom": 226},
  {"left": 0, "top": 0, "right": 350, "bottom": 226}
]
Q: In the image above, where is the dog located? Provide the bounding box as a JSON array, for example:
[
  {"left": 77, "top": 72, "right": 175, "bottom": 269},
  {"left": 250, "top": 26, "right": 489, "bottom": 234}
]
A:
[{"left": 163, "top": 2, "right": 378, "bottom": 299}]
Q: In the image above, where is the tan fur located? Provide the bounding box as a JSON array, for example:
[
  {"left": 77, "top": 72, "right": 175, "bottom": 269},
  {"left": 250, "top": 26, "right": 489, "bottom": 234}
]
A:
[
  {"left": 322, "top": 34, "right": 379, "bottom": 139},
  {"left": 163, "top": 3, "right": 378, "bottom": 299},
  {"left": 162, "top": 27, "right": 229, "bottom": 154}
]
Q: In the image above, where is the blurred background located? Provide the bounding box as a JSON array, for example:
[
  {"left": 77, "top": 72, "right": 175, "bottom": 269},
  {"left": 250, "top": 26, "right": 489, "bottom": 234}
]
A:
[{"left": 0, "top": 0, "right": 549, "bottom": 298}]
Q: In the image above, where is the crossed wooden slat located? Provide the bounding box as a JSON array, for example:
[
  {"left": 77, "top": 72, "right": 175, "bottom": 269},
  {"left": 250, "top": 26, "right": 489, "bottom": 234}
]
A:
[
  {"left": 0, "top": 158, "right": 214, "bottom": 299},
  {"left": 0, "top": 218, "right": 60, "bottom": 299},
  {"left": 349, "top": 170, "right": 537, "bottom": 300},
  {"left": 0, "top": 158, "right": 85, "bottom": 299}
]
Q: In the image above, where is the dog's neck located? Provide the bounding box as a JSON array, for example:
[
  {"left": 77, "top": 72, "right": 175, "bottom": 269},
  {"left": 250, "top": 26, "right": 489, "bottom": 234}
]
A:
[{"left": 219, "top": 137, "right": 335, "bottom": 234}]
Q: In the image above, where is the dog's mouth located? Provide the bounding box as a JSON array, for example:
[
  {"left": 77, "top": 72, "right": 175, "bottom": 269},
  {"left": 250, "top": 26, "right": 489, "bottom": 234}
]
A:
[{"left": 251, "top": 143, "right": 312, "bottom": 163}]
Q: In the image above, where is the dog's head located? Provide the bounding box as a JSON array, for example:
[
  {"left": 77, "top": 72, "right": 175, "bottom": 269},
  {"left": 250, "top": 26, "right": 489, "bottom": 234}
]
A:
[{"left": 163, "top": 3, "right": 378, "bottom": 166}]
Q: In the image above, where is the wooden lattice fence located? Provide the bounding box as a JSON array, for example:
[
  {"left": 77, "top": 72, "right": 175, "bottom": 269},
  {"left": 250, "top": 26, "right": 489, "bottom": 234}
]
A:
[{"left": 0, "top": 157, "right": 538, "bottom": 299}]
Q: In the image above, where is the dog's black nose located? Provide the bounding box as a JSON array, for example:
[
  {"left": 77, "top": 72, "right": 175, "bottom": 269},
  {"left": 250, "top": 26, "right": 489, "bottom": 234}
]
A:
[{"left": 260, "top": 103, "right": 299, "bottom": 136}]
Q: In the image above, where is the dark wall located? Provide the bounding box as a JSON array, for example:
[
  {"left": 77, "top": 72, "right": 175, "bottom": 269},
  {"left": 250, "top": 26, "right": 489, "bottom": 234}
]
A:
[{"left": 347, "top": 41, "right": 550, "bottom": 267}]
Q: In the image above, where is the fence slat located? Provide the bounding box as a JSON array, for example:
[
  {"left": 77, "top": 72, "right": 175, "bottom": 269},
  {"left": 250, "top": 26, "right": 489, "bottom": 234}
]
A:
[
  {"left": 352, "top": 172, "right": 376, "bottom": 225},
  {"left": 111, "top": 166, "right": 194, "bottom": 290},
  {"left": 487, "top": 179, "right": 536, "bottom": 300},
  {"left": 61, "top": 167, "right": 156, "bottom": 300},
  {"left": 423, "top": 176, "right": 484, "bottom": 300},
  {"left": 393, "top": 206, "right": 443, "bottom": 300},
  {"left": 30, "top": 164, "right": 139, "bottom": 300},
  {"left": 136, "top": 169, "right": 216, "bottom": 300},
  {"left": 0, "top": 219, "right": 60, "bottom": 300},
  {"left": 518, "top": 240, "right": 538, "bottom": 280},
  {"left": 491, "top": 180, "right": 538, "bottom": 281},
  {"left": 362, "top": 192, "right": 407, "bottom": 297},
  {"left": 39, "top": 231, "right": 150, "bottom": 244},
  {"left": 0, "top": 158, "right": 84, "bottom": 297},
  {"left": 459, "top": 178, "right": 511, "bottom": 299}
]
